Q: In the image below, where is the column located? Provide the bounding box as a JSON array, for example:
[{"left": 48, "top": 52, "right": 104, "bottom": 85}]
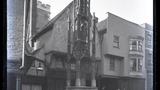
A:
[
  {"left": 76, "top": 60, "right": 81, "bottom": 86},
  {"left": 81, "top": 68, "right": 86, "bottom": 86},
  {"left": 16, "top": 75, "right": 21, "bottom": 90},
  {"left": 67, "top": 62, "right": 71, "bottom": 86},
  {"left": 91, "top": 61, "right": 96, "bottom": 87}
]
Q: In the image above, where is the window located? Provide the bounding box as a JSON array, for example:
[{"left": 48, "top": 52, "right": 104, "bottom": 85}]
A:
[
  {"left": 148, "top": 34, "right": 152, "bottom": 47},
  {"left": 130, "top": 41, "right": 137, "bottom": 51},
  {"left": 22, "top": 84, "right": 42, "bottom": 90},
  {"left": 138, "top": 41, "right": 142, "bottom": 52},
  {"left": 56, "top": 58, "right": 63, "bottom": 68},
  {"left": 130, "top": 58, "right": 137, "bottom": 71},
  {"left": 130, "top": 57, "right": 142, "bottom": 72},
  {"left": 71, "top": 63, "right": 76, "bottom": 70},
  {"left": 148, "top": 53, "right": 152, "bottom": 65},
  {"left": 130, "top": 40, "right": 143, "bottom": 52},
  {"left": 110, "top": 57, "right": 115, "bottom": 70},
  {"left": 32, "top": 61, "right": 35, "bottom": 67},
  {"left": 113, "top": 35, "right": 119, "bottom": 48},
  {"left": 148, "top": 34, "right": 151, "bottom": 41},
  {"left": 138, "top": 58, "right": 142, "bottom": 72}
]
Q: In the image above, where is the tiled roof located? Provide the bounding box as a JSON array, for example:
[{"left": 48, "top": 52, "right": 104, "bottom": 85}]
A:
[{"left": 96, "top": 19, "right": 107, "bottom": 31}]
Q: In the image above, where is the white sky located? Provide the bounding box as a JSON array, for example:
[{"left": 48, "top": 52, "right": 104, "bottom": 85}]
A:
[{"left": 39, "top": 0, "right": 153, "bottom": 25}]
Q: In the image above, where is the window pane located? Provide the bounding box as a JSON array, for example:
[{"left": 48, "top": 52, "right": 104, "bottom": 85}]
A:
[
  {"left": 132, "top": 41, "right": 137, "bottom": 51},
  {"left": 138, "top": 58, "right": 142, "bottom": 72},
  {"left": 110, "top": 57, "right": 115, "bottom": 70},
  {"left": 32, "top": 61, "right": 35, "bottom": 67},
  {"left": 130, "top": 44, "right": 132, "bottom": 50},
  {"left": 130, "top": 58, "right": 136, "bottom": 71},
  {"left": 71, "top": 63, "right": 75, "bottom": 70},
  {"left": 59, "top": 59, "right": 63, "bottom": 68},
  {"left": 22, "top": 84, "right": 31, "bottom": 90},
  {"left": 32, "top": 85, "right": 42, "bottom": 90},
  {"left": 138, "top": 41, "right": 142, "bottom": 52},
  {"left": 148, "top": 54, "right": 152, "bottom": 65},
  {"left": 148, "top": 34, "right": 151, "bottom": 41},
  {"left": 56, "top": 58, "right": 63, "bottom": 68},
  {"left": 113, "top": 36, "right": 119, "bottom": 48}
]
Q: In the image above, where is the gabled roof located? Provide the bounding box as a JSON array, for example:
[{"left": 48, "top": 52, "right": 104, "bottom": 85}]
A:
[
  {"left": 32, "top": 1, "right": 73, "bottom": 41},
  {"left": 96, "top": 12, "right": 145, "bottom": 33},
  {"left": 96, "top": 19, "right": 107, "bottom": 31}
]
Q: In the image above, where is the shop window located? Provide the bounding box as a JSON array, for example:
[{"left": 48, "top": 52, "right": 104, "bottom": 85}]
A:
[{"left": 22, "top": 84, "right": 42, "bottom": 90}]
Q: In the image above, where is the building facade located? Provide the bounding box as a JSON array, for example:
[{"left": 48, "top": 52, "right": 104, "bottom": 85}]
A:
[
  {"left": 30, "top": 1, "right": 100, "bottom": 90},
  {"left": 96, "top": 12, "right": 146, "bottom": 90},
  {"left": 7, "top": 0, "right": 25, "bottom": 89},
  {"left": 7, "top": 0, "right": 148, "bottom": 90},
  {"left": 7, "top": 0, "right": 51, "bottom": 90},
  {"left": 141, "top": 23, "right": 153, "bottom": 90}
]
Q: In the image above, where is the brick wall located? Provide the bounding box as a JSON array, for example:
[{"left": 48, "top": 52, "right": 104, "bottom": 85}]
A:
[{"left": 7, "top": 0, "right": 24, "bottom": 60}]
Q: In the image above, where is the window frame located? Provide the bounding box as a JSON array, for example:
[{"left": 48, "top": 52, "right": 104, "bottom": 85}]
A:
[
  {"left": 130, "top": 39, "right": 143, "bottom": 52},
  {"left": 130, "top": 58, "right": 137, "bottom": 71},
  {"left": 22, "top": 84, "right": 42, "bottom": 90},
  {"left": 70, "top": 63, "right": 76, "bottom": 70},
  {"left": 110, "top": 57, "right": 115, "bottom": 71},
  {"left": 148, "top": 53, "right": 152, "bottom": 65},
  {"left": 138, "top": 40, "right": 143, "bottom": 52},
  {"left": 113, "top": 35, "right": 119, "bottom": 48},
  {"left": 148, "top": 34, "right": 152, "bottom": 47},
  {"left": 130, "top": 57, "right": 143, "bottom": 72}
]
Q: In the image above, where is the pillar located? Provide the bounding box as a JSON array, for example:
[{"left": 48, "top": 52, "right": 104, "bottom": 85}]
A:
[
  {"left": 76, "top": 60, "right": 81, "bottom": 86},
  {"left": 81, "top": 70, "right": 86, "bottom": 86},
  {"left": 16, "top": 75, "right": 21, "bottom": 90},
  {"left": 91, "top": 61, "right": 96, "bottom": 87},
  {"left": 67, "top": 62, "right": 71, "bottom": 86}
]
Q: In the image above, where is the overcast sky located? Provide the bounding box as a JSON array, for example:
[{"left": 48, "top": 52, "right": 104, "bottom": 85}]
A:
[{"left": 39, "top": 0, "right": 153, "bottom": 25}]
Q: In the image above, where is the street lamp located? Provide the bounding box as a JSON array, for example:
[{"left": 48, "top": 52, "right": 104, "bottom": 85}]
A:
[{"left": 36, "top": 63, "right": 43, "bottom": 76}]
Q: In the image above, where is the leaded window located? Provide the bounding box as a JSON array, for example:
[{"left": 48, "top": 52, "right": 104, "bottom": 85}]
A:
[
  {"left": 130, "top": 40, "right": 143, "bottom": 52},
  {"left": 130, "top": 57, "right": 143, "bottom": 72}
]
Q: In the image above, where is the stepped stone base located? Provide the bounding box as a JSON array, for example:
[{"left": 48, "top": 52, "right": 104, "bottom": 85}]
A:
[{"left": 66, "top": 86, "right": 98, "bottom": 90}]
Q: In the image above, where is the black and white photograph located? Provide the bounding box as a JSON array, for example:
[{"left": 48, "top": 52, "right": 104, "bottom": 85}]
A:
[{"left": 7, "top": 0, "right": 153, "bottom": 90}]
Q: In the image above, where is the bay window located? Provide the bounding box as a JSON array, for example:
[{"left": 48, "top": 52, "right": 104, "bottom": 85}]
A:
[
  {"left": 130, "top": 57, "right": 142, "bottom": 72},
  {"left": 130, "top": 39, "right": 143, "bottom": 52}
]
